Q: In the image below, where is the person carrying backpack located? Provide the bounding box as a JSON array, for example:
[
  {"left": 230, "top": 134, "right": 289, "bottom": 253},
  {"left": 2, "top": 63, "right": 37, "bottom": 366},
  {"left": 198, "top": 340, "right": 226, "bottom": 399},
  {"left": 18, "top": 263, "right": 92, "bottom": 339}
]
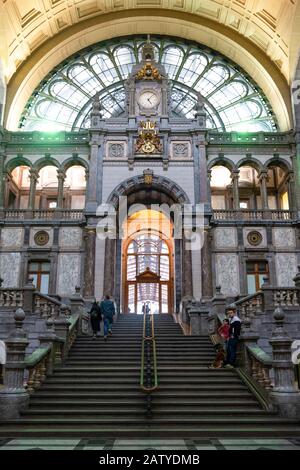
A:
[
  {"left": 100, "top": 294, "right": 116, "bottom": 341},
  {"left": 89, "top": 299, "right": 102, "bottom": 339}
]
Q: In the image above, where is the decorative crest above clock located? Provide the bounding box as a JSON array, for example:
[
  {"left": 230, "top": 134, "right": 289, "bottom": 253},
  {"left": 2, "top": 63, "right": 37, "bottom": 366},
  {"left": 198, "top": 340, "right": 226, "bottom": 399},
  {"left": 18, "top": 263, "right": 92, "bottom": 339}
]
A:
[{"left": 126, "top": 36, "right": 169, "bottom": 118}]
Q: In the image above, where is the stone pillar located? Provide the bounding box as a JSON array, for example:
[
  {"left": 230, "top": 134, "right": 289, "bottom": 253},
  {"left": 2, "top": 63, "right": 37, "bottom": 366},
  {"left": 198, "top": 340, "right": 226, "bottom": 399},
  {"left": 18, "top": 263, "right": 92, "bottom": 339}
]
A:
[
  {"left": 269, "top": 307, "right": 300, "bottom": 418},
  {"left": 22, "top": 277, "right": 36, "bottom": 314},
  {"left": 292, "top": 138, "right": 300, "bottom": 217},
  {"left": 57, "top": 169, "right": 66, "bottom": 209},
  {"left": 209, "top": 286, "right": 226, "bottom": 333},
  {"left": 287, "top": 171, "right": 296, "bottom": 212},
  {"left": 231, "top": 170, "right": 240, "bottom": 210},
  {"left": 182, "top": 235, "right": 193, "bottom": 297},
  {"left": 259, "top": 170, "right": 269, "bottom": 210},
  {"left": 103, "top": 237, "right": 116, "bottom": 298},
  {"left": 0, "top": 151, "right": 5, "bottom": 209},
  {"left": 0, "top": 308, "right": 30, "bottom": 420},
  {"left": 201, "top": 228, "right": 213, "bottom": 300},
  {"left": 188, "top": 305, "right": 209, "bottom": 336},
  {"left": 239, "top": 315, "right": 259, "bottom": 371},
  {"left": 28, "top": 169, "right": 39, "bottom": 209},
  {"left": 39, "top": 320, "right": 57, "bottom": 376},
  {"left": 83, "top": 228, "right": 96, "bottom": 299},
  {"left": 53, "top": 305, "right": 71, "bottom": 360}
]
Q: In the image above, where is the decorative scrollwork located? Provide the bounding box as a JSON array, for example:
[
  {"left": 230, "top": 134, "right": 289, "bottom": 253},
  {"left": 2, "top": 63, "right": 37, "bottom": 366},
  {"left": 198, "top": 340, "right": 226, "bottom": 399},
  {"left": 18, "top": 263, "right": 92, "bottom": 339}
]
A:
[{"left": 108, "top": 143, "right": 124, "bottom": 158}]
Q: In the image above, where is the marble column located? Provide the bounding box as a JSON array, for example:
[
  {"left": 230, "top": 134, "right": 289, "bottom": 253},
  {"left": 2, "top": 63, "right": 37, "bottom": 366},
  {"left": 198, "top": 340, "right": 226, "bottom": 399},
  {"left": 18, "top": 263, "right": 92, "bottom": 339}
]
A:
[
  {"left": 83, "top": 228, "right": 96, "bottom": 298},
  {"left": 201, "top": 228, "right": 213, "bottom": 299},
  {"left": 28, "top": 169, "right": 39, "bottom": 209},
  {"left": 231, "top": 170, "right": 240, "bottom": 210},
  {"left": 57, "top": 169, "right": 66, "bottom": 209},
  {"left": 259, "top": 170, "right": 269, "bottom": 210},
  {"left": 182, "top": 235, "right": 193, "bottom": 297},
  {"left": 293, "top": 134, "right": 300, "bottom": 217},
  {"left": 287, "top": 171, "right": 296, "bottom": 212},
  {"left": 103, "top": 238, "right": 116, "bottom": 298},
  {"left": 0, "top": 152, "right": 4, "bottom": 208},
  {"left": 85, "top": 140, "right": 98, "bottom": 213}
]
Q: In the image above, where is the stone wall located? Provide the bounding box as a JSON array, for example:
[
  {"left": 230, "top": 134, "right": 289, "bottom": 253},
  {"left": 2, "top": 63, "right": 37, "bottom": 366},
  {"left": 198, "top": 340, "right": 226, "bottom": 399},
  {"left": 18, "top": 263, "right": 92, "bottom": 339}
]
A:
[
  {"left": 0, "top": 252, "right": 21, "bottom": 287},
  {"left": 57, "top": 253, "right": 81, "bottom": 296},
  {"left": 215, "top": 253, "right": 240, "bottom": 296}
]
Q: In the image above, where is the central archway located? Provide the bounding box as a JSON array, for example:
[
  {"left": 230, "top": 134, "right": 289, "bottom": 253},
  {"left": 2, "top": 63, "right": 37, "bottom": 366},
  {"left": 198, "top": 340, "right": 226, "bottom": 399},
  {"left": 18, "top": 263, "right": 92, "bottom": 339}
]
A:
[{"left": 122, "top": 209, "right": 174, "bottom": 314}]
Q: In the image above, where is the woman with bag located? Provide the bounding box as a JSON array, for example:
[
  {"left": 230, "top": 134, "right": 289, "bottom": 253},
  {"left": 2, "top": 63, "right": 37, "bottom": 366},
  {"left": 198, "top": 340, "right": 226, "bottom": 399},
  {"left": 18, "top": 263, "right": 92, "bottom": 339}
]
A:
[{"left": 89, "top": 299, "right": 102, "bottom": 339}]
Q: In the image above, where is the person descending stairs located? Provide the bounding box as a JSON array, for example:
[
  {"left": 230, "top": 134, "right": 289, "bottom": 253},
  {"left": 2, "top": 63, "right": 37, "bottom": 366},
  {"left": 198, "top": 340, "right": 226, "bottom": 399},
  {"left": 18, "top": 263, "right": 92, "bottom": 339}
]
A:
[{"left": 0, "top": 314, "right": 300, "bottom": 438}]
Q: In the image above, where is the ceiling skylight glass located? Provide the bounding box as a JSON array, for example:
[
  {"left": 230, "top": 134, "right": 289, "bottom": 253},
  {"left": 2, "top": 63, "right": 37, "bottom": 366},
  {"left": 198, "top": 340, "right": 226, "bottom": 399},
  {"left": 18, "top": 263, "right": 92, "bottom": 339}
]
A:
[{"left": 19, "top": 36, "right": 277, "bottom": 132}]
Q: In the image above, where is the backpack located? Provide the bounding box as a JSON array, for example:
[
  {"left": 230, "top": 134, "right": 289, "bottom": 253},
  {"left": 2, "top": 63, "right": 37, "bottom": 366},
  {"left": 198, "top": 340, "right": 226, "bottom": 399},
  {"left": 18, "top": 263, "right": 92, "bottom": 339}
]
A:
[{"left": 90, "top": 310, "right": 98, "bottom": 319}]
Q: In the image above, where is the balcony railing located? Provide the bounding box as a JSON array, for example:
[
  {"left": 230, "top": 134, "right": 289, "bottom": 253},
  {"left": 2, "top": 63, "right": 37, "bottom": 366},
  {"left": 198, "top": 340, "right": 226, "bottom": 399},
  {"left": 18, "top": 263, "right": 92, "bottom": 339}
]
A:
[
  {"left": 212, "top": 209, "right": 294, "bottom": 222},
  {"left": 2, "top": 209, "right": 85, "bottom": 221}
]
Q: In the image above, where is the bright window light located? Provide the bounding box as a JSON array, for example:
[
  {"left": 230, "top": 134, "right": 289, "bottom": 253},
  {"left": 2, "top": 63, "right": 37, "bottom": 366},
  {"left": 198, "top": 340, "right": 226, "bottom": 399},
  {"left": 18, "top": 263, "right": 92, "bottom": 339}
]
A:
[{"left": 19, "top": 36, "right": 277, "bottom": 133}]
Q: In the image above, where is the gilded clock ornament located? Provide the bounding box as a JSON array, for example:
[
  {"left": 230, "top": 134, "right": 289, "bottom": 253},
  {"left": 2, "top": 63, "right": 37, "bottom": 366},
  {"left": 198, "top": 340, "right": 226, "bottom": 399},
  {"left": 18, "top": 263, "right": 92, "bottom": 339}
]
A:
[
  {"left": 135, "top": 120, "right": 162, "bottom": 154},
  {"left": 135, "top": 63, "right": 162, "bottom": 81}
]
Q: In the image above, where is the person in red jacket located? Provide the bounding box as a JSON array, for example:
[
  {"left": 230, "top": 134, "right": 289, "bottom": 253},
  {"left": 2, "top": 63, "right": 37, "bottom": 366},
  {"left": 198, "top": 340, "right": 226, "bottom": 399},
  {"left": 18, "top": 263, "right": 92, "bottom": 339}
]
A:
[{"left": 218, "top": 318, "right": 230, "bottom": 350}]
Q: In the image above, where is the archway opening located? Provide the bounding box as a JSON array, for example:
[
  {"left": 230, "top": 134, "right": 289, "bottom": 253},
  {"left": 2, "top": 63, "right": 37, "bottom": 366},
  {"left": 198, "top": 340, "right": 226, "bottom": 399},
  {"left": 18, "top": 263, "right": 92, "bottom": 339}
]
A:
[{"left": 122, "top": 209, "right": 174, "bottom": 314}]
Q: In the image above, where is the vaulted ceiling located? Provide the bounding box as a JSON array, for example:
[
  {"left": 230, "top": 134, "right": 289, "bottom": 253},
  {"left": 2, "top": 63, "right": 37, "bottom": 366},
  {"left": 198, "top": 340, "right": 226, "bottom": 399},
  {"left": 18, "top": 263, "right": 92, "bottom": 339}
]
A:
[{"left": 1, "top": 0, "right": 300, "bottom": 131}]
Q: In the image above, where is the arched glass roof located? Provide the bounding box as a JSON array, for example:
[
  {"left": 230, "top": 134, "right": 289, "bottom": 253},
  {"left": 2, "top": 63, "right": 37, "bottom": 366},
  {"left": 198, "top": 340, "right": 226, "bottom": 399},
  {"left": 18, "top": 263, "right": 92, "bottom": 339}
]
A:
[{"left": 19, "top": 36, "right": 277, "bottom": 132}]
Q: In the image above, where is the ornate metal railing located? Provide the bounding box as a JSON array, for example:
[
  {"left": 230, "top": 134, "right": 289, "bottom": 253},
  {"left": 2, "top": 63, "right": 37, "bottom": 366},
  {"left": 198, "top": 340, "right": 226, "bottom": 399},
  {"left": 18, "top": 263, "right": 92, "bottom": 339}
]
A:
[{"left": 140, "top": 313, "right": 158, "bottom": 416}]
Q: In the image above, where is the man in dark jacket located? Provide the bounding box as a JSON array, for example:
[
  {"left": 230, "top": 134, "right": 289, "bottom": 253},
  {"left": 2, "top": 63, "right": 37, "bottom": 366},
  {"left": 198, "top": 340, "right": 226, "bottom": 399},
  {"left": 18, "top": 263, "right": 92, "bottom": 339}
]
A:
[
  {"left": 223, "top": 304, "right": 241, "bottom": 367},
  {"left": 100, "top": 295, "right": 116, "bottom": 341}
]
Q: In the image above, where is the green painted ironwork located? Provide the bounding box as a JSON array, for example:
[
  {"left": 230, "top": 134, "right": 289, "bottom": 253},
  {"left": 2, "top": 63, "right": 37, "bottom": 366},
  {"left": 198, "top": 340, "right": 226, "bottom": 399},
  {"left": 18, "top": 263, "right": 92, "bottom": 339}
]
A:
[{"left": 19, "top": 36, "right": 277, "bottom": 133}]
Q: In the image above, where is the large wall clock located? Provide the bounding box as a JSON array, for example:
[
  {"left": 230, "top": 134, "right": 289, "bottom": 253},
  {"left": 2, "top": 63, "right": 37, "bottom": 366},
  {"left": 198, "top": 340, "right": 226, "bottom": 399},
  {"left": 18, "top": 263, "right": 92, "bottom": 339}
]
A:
[{"left": 138, "top": 90, "right": 160, "bottom": 109}]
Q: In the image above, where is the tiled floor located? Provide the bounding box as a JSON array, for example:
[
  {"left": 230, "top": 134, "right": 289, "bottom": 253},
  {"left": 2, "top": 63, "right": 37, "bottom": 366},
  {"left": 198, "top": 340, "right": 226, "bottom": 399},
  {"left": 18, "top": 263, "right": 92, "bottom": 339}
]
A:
[{"left": 0, "top": 438, "right": 300, "bottom": 450}]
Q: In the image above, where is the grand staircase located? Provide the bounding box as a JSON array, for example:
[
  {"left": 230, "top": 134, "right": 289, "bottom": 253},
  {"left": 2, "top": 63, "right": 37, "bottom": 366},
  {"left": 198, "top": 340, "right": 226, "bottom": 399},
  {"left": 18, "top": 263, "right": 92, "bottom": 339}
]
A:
[{"left": 1, "top": 314, "right": 300, "bottom": 438}]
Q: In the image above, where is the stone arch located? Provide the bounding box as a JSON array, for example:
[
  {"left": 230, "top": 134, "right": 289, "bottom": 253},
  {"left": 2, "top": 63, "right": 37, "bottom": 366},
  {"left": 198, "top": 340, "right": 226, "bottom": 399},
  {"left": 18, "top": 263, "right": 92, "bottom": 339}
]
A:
[
  {"left": 106, "top": 173, "right": 191, "bottom": 209},
  {"left": 4, "top": 11, "right": 292, "bottom": 131},
  {"left": 236, "top": 157, "right": 263, "bottom": 173},
  {"left": 61, "top": 156, "right": 89, "bottom": 173},
  {"left": 208, "top": 157, "right": 235, "bottom": 172},
  {"left": 5, "top": 156, "right": 32, "bottom": 173},
  {"left": 33, "top": 157, "right": 60, "bottom": 172},
  {"left": 264, "top": 157, "right": 292, "bottom": 173}
]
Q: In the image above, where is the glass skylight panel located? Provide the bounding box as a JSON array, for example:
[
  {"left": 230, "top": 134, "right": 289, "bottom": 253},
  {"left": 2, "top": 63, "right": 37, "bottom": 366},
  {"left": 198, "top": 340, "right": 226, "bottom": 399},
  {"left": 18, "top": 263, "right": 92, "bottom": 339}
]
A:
[{"left": 19, "top": 36, "right": 277, "bottom": 132}]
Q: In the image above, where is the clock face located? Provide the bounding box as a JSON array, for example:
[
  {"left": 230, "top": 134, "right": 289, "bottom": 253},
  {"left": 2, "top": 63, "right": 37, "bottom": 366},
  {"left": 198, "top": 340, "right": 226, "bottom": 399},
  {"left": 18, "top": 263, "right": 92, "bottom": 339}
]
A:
[{"left": 138, "top": 90, "right": 160, "bottom": 109}]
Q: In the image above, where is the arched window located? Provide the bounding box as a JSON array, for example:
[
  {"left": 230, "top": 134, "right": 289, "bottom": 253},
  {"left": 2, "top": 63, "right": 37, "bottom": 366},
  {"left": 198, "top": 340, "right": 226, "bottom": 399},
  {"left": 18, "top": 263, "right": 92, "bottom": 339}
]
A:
[{"left": 19, "top": 36, "right": 277, "bottom": 132}]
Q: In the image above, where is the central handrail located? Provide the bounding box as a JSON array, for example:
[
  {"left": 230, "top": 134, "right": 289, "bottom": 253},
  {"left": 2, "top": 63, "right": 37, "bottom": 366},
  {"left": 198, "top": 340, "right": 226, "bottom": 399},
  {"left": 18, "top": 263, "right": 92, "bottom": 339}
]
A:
[{"left": 140, "top": 313, "right": 158, "bottom": 405}]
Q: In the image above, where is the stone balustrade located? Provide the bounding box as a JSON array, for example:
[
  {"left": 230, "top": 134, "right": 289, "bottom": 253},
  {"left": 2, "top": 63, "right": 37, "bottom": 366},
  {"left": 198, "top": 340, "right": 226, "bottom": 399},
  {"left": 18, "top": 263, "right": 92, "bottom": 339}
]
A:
[
  {"left": 0, "top": 289, "right": 24, "bottom": 308},
  {"left": 212, "top": 209, "right": 294, "bottom": 222},
  {"left": 0, "top": 305, "right": 81, "bottom": 420},
  {"left": 2, "top": 208, "right": 85, "bottom": 221}
]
